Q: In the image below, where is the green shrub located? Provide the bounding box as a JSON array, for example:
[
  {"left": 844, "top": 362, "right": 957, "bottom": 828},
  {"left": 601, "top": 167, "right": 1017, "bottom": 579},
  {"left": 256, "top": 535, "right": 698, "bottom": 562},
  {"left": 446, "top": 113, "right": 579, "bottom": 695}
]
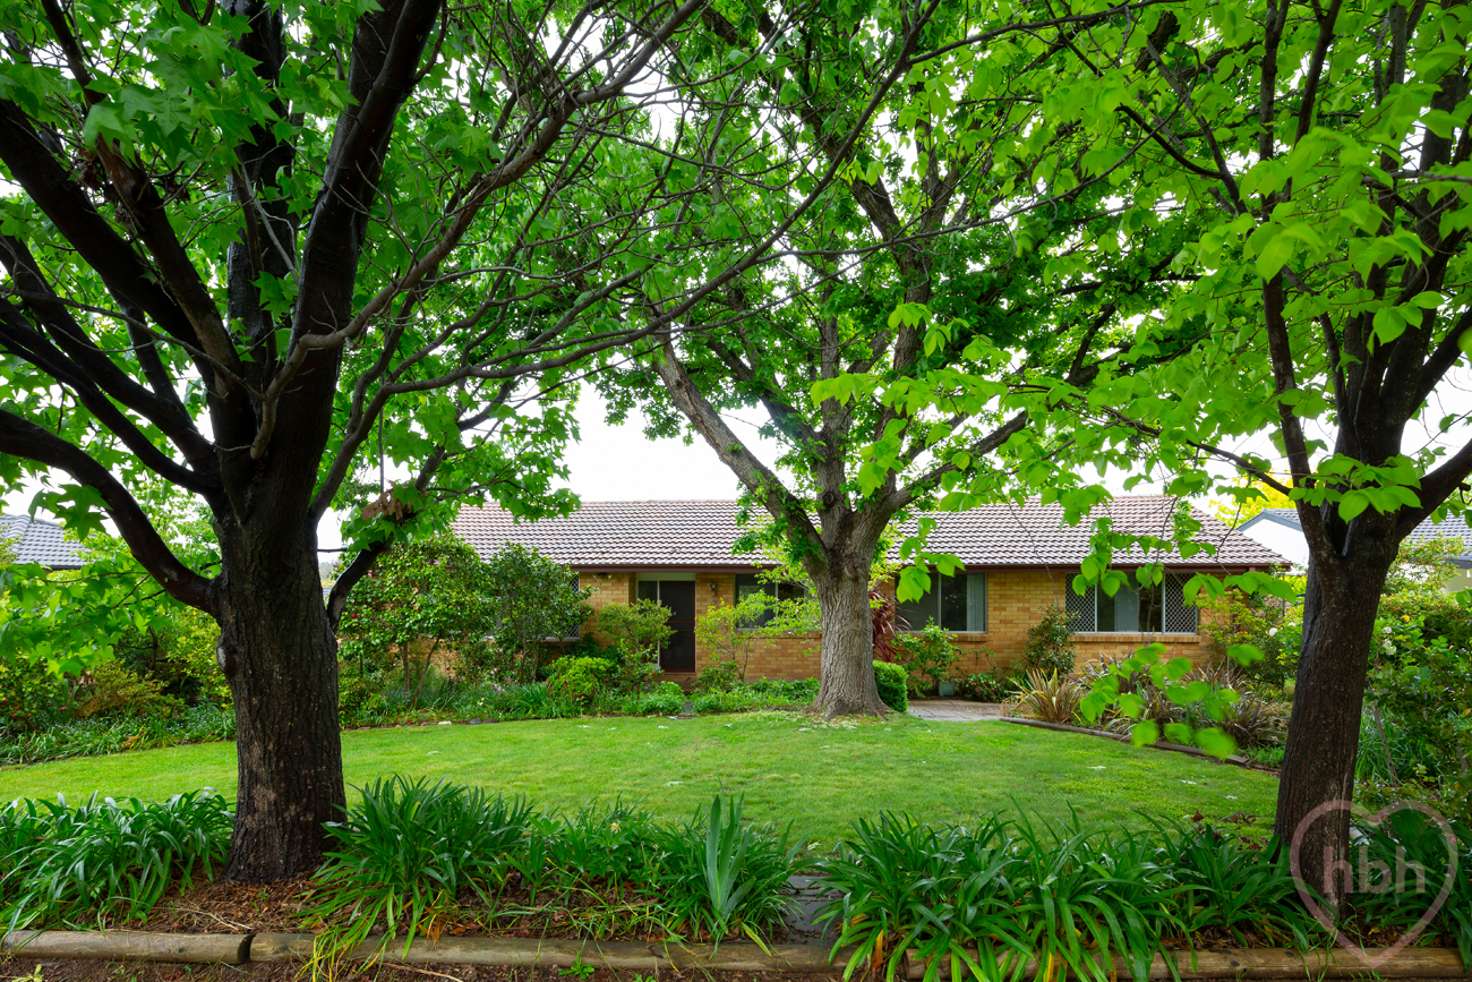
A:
[
  {"left": 545, "top": 656, "right": 616, "bottom": 707},
  {"left": 1155, "top": 823, "right": 1317, "bottom": 946},
  {"left": 1022, "top": 605, "right": 1076, "bottom": 675},
  {"left": 1349, "top": 809, "right": 1472, "bottom": 963},
  {"left": 1215, "top": 691, "right": 1289, "bottom": 750},
  {"left": 689, "top": 678, "right": 818, "bottom": 714},
  {"left": 0, "top": 791, "right": 231, "bottom": 930},
  {"left": 610, "top": 680, "right": 686, "bottom": 715},
  {"left": 478, "top": 543, "right": 591, "bottom": 682},
  {"left": 694, "top": 601, "right": 761, "bottom": 682},
  {"left": 0, "top": 657, "right": 72, "bottom": 733},
  {"left": 491, "top": 681, "right": 580, "bottom": 719},
  {"left": 1360, "top": 598, "right": 1472, "bottom": 823},
  {"left": 0, "top": 703, "right": 234, "bottom": 766},
  {"left": 891, "top": 624, "right": 958, "bottom": 697},
  {"left": 557, "top": 635, "right": 621, "bottom": 667},
  {"left": 1200, "top": 587, "right": 1301, "bottom": 690},
  {"left": 692, "top": 659, "right": 742, "bottom": 693},
  {"left": 873, "top": 660, "right": 908, "bottom": 712},
  {"left": 956, "top": 670, "right": 1014, "bottom": 702},
  {"left": 114, "top": 606, "right": 228, "bottom": 706},
  {"left": 337, "top": 537, "right": 505, "bottom": 702},
  {"left": 74, "top": 661, "right": 183, "bottom": 720},
  {"left": 596, "top": 600, "right": 672, "bottom": 694}
]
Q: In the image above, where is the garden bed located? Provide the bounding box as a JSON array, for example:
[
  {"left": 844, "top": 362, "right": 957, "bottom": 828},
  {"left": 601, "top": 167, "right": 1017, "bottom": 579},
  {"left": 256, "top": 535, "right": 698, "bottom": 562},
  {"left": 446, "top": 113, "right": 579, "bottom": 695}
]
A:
[
  {"left": 998, "top": 716, "right": 1278, "bottom": 771},
  {"left": 4, "top": 776, "right": 1467, "bottom": 982}
]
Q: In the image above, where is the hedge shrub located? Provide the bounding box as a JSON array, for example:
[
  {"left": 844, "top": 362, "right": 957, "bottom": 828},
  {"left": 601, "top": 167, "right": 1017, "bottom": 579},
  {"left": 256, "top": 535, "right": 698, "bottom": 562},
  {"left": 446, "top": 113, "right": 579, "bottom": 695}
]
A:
[
  {"left": 545, "top": 656, "right": 616, "bottom": 707},
  {"left": 873, "top": 660, "right": 908, "bottom": 712}
]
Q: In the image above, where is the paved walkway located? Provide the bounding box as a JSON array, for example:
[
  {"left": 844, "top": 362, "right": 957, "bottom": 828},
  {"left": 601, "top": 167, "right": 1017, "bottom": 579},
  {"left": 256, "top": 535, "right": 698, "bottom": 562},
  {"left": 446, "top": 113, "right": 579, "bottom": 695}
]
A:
[{"left": 907, "top": 699, "right": 1003, "bottom": 721}]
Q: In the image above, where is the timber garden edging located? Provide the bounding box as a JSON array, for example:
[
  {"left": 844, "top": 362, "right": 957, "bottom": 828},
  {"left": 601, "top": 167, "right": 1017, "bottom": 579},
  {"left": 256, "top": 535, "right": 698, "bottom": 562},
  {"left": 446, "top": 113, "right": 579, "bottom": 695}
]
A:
[{"left": 4, "top": 930, "right": 1471, "bottom": 979}]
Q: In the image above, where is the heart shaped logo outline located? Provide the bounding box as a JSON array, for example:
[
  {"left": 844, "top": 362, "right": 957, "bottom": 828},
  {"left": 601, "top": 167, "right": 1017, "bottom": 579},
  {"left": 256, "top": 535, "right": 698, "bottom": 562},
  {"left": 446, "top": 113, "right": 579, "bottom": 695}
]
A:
[{"left": 1289, "top": 798, "right": 1459, "bottom": 970}]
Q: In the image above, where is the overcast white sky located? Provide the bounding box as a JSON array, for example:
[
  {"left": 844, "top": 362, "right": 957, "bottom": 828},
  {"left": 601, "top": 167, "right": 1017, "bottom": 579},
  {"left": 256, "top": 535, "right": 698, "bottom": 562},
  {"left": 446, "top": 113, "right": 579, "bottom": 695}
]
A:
[{"left": 559, "top": 387, "right": 777, "bottom": 501}]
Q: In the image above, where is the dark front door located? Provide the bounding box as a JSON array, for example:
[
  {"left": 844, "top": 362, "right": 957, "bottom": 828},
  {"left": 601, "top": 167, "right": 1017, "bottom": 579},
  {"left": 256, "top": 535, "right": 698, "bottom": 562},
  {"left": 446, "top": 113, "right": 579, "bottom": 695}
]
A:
[{"left": 638, "top": 579, "right": 696, "bottom": 672}]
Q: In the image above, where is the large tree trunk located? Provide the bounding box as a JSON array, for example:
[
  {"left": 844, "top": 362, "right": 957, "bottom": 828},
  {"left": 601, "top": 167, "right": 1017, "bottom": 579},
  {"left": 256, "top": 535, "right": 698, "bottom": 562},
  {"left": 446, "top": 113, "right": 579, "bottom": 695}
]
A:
[
  {"left": 216, "top": 524, "right": 345, "bottom": 881},
  {"left": 1273, "top": 558, "right": 1388, "bottom": 904},
  {"left": 811, "top": 564, "right": 887, "bottom": 717}
]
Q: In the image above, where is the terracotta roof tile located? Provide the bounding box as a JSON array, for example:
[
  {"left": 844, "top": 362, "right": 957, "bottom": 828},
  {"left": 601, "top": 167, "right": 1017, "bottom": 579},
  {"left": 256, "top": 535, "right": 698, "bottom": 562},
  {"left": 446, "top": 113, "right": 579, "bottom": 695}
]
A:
[{"left": 452, "top": 496, "right": 1285, "bottom": 570}]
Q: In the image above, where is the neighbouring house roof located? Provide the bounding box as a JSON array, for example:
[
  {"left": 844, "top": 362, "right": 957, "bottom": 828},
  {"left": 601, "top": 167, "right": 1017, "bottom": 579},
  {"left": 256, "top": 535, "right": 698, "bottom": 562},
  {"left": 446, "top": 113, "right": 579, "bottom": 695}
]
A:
[
  {"left": 452, "top": 497, "right": 1286, "bottom": 571},
  {"left": 0, "top": 514, "right": 86, "bottom": 570},
  {"left": 1242, "top": 507, "right": 1472, "bottom": 566}
]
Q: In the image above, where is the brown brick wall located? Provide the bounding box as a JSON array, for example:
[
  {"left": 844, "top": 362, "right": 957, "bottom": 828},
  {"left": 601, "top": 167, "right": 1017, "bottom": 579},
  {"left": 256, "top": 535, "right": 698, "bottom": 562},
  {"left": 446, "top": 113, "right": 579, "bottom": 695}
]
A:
[
  {"left": 688, "top": 572, "right": 821, "bottom": 678},
  {"left": 578, "top": 571, "right": 633, "bottom": 646},
  {"left": 573, "top": 566, "right": 1216, "bottom": 681}
]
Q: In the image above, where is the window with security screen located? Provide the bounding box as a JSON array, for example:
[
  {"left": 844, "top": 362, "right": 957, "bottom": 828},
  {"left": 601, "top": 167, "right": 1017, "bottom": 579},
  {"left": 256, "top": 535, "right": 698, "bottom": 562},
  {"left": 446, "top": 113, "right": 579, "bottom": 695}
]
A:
[
  {"left": 1067, "top": 572, "right": 1199, "bottom": 634},
  {"left": 1064, "top": 584, "right": 1096, "bottom": 631}
]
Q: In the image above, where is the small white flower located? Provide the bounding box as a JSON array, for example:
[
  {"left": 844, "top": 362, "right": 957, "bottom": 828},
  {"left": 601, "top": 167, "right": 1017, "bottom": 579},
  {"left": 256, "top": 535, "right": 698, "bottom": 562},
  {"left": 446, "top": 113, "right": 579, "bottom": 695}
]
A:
[{"left": 1180, "top": 779, "right": 1199, "bottom": 786}]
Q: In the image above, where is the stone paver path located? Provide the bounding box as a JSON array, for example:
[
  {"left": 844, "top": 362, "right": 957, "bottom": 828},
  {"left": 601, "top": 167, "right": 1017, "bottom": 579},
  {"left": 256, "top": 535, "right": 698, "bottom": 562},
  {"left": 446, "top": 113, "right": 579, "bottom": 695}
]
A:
[{"left": 908, "top": 699, "right": 1002, "bottom": 721}]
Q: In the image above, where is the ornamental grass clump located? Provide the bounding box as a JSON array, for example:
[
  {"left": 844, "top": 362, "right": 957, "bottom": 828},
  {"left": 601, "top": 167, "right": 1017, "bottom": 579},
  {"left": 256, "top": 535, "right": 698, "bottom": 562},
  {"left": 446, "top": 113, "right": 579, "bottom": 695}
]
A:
[
  {"left": 1148, "top": 820, "right": 1322, "bottom": 948},
  {"left": 818, "top": 808, "right": 1472, "bottom": 982},
  {"left": 655, "top": 796, "right": 799, "bottom": 948},
  {"left": 1011, "top": 669, "right": 1084, "bottom": 724},
  {"left": 0, "top": 791, "right": 230, "bottom": 931},
  {"left": 307, "top": 780, "right": 800, "bottom": 973},
  {"left": 307, "top": 777, "right": 534, "bottom": 970},
  {"left": 816, "top": 813, "right": 1331, "bottom": 982},
  {"left": 507, "top": 801, "right": 672, "bottom": 939}
]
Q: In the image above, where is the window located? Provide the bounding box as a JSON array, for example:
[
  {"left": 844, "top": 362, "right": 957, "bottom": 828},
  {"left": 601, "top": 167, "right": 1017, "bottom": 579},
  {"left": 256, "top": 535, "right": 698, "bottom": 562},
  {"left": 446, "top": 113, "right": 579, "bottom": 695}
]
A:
[
  {"left": 897, "top": 571, "right": 987, "bottom": 632},
  {"left": 1065, "top": 573, "right": 1197, "bottom": 634},
  {"left": 734, "top": 573, "right": 806, "bottom": 628}
]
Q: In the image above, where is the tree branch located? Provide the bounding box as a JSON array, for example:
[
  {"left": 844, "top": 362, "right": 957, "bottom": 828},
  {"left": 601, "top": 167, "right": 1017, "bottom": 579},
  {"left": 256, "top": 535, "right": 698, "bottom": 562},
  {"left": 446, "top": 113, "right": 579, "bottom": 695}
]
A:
[{"left": 0, "top": 409, "right": 213, "bottom": 610}]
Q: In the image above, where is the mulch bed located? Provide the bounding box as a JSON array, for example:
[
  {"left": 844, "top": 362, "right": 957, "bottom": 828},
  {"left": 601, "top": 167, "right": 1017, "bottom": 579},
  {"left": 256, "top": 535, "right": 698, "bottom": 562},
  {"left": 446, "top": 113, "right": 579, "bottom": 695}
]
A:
[
  {"left": 135, "top": 877, "right": 316, "bottom": 934},
  {"left": 0, "top": 959, "right": 841, "bottom": 982},
  {"left": 129, "top": 879, "right": 814, "bottom": 946}
]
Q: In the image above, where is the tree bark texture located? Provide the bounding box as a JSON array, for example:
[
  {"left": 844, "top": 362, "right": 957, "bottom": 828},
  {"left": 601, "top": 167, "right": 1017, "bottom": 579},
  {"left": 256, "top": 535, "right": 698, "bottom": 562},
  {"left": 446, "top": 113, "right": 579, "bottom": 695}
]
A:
[
  {"left": 1273, "top": 556, "right": 1390, "bottom": 903},
  {"left": 215, "top": 523, "right": 345, "bottom": 881},
  {"left": 811, "top": 564, "right": 887, "bottom": 717}
]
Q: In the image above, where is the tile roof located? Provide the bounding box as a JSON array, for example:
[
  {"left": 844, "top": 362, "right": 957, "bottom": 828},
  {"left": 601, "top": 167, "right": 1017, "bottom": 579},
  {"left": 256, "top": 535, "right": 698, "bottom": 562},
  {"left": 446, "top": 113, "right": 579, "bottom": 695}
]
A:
[
  {"left": 1407, "top": 514, "right": 1472, "bottom": 564},
  {"left": 452, "top": 496, "right": 1285, "bottom": 570},
  {"left": 1247, "top": 507, "right": 1472, "bottom": 565},
  {"left": 0, "top": 515, "right": 86, "bottom": 569}
]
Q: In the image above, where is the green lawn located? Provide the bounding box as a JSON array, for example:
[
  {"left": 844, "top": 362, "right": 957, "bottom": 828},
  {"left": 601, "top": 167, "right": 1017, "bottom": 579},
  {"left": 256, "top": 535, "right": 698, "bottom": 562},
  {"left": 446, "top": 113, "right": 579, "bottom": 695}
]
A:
[{"left": 0, "top": 712, "right": 1277, "bottom": 842}]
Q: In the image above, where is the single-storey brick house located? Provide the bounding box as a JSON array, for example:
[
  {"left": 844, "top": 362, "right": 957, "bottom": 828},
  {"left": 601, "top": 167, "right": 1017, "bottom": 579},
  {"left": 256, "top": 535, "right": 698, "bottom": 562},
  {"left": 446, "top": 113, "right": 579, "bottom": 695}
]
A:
[{"left": 452, "top": 497, "right": 1285, "bottom": 679}]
